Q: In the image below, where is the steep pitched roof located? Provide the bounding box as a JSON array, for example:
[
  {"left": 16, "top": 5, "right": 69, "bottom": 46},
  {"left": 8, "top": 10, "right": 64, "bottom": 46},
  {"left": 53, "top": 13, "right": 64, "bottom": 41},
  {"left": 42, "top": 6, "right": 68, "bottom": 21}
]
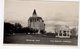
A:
[{"left": 33, "top": 9, "right": 37, "bottom": 15}]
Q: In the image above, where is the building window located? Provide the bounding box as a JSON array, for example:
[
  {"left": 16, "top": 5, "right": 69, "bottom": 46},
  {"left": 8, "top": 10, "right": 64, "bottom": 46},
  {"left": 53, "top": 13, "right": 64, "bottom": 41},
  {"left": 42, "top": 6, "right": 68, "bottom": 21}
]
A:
[
  {"left": 67, "top": 31, "right": 70, "bottom": 36},
  {"left": 38, "top": 19, "right": 40, "bottom": 22},
  {"left": 63, "top": 31, "right": 66, "bottom": 36},
  {"left": 30, "top": 19, "right": 32, "bottom": 22},
  {"left": 44, "top": 24, "right": 45, "bottom": 26},
  {"left": 59, "top": 32, "right": 62, "bottom": 36},
  {"left": 37, "top": 18, "right": 38, "bottom": 21},
  {"left": 59, "top": 30, "right": 62, "bottom": 36},
  {"left": 42, "top": 20, "right": 44, "bottom": 22}
]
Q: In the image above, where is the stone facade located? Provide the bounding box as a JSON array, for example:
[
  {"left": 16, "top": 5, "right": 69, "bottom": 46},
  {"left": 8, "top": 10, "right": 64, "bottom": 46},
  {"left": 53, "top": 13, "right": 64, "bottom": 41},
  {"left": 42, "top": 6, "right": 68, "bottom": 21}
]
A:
[{"left": 28, "top": 9, "right": 45, "bottom": 33}]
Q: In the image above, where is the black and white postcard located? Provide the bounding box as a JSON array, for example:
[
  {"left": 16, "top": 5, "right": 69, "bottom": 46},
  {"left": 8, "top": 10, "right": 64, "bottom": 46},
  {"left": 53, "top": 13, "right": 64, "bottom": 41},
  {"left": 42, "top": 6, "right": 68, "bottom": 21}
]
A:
[{"left": 4, "top": 0, "right": 79, "bottom": 46}]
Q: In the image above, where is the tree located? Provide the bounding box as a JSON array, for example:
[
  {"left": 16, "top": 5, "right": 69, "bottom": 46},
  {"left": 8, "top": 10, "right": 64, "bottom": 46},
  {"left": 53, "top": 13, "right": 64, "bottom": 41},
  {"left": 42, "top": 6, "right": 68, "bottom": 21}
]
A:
[
  {"left": 46, "top": 32, "right": 56, "bottom": 38},
  {"left": 40, "top": 30, "right": 46, "bottom": 34},
  {"left": 4, "top": 22, "right": 14, "bottom": 35},
  {"left": 21, "top": 27, "right": 30, "bottom": 34},
  {"left": 14, "top": 23, "right": 22, "bottom": 33},
  {"left": 70, "top": 28, "right": 78, "bottom": 37}
]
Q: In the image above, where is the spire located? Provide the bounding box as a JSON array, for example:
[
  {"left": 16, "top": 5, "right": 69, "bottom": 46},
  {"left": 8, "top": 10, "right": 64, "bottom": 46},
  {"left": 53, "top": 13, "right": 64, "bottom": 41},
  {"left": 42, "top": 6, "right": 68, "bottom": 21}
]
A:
[{"left": 33, "top": 9, "right": 37, "bottom": 15}]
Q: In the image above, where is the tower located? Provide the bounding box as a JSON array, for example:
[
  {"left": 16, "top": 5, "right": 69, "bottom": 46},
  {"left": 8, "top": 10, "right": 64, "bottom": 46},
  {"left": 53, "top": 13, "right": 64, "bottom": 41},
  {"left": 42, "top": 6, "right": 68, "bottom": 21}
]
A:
[{"left": 28, "top": 9, "right": 45, "bottom": 34}]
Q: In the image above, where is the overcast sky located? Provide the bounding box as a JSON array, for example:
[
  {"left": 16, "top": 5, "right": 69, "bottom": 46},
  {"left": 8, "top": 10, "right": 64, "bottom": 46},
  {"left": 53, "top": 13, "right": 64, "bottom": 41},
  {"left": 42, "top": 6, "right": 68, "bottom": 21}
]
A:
[{"left": 4, "top": 0, "right": 79, "bottom": 32}]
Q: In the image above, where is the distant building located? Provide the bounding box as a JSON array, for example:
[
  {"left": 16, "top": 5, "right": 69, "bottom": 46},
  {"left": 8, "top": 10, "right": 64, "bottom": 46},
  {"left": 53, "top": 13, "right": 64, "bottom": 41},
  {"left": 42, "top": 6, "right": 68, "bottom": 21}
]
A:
[
  {"left": 55, "top": 25, "right": 71, "bottom": 38},
  {"left": 28, "top": 9, "right": 45, "bottom": 34}
]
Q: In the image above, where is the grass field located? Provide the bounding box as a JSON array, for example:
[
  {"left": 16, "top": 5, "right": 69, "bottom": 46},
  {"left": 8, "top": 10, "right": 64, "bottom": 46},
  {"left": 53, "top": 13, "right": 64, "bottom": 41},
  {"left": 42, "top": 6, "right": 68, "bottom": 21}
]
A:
[{"left": 3, "top": 33, "right": 78, "bottom": 45}]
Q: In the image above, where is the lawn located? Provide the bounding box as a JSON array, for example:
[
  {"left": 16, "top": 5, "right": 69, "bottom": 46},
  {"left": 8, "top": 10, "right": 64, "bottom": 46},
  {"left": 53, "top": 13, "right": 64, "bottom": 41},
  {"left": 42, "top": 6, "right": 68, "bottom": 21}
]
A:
[{"left": 3, "top": 33, "right": 77, "bottom": 45}]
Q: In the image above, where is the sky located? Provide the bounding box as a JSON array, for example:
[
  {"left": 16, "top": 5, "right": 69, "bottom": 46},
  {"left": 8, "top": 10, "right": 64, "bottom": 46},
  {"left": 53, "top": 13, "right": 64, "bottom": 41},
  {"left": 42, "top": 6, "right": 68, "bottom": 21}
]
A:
[{"left": 4, "top": 0, "right": 79, "bottom": 32}]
